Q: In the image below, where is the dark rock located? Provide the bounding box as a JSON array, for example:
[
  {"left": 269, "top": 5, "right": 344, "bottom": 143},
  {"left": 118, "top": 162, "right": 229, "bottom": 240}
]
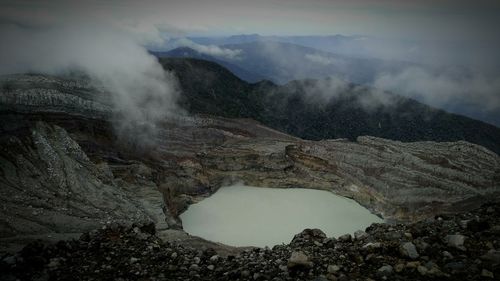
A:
[
  {"left": 481, "top": 269, "right": 494, "bottom": 279},
  {"left": 291, "top": 228, "right": 327, "bottom": 244},
  {"left": 377, "top": 265, "right": 393, "bottom": 276},
  {"left": 338, "top": 234, "right": 352, "bottom": 242},
  {"left": 327, "top": 264, "right": 340, "bottom": 273},
  {"left": 442, "top": 251, "right": 453, "bottom": 259},
  {"left": 445, "top": 235, "right": 466, "bottom": 250},
  {"left": 480, "top": 250, "right": 500, "bottom": 265},
  {"left": 241, "top": 270, "right": 251, "bottom": 277},
  {"left": 354, "top": 230, "right": 368, "bottom": 240},
  {"left": 417, "top": 265, "right": 428, "bottom": 275},
  {"left": 400, "top": 242, "right": 419, "bottom": 259},
  {"left": 394, "top": 263, "right": 405, "bottom": 272},
  {"left": 467, "top": 219, "right": 490, "bottom": 232},
  {"left": 444, "top": 261, "right": 465, "bottom": 270},
  {"left": 362, "top": 242, "right": 382, "bottom": 250},
  {"left": 2, "top": 256, "right": 16, "bottom": 266},
  {"left": 287, "top": 251, "right": 312, "bottom": 269},
  {"left": 209, "top": 255, "right": 219, "bottom": 263},
  {"left": 139, "top": 222, "right": 156, "bottom": 235}
]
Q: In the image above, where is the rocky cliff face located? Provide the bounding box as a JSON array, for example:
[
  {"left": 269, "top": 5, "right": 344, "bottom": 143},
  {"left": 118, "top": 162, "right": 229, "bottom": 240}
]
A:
[
  {"left": 0, "top": 74, "right": 111, "bottom": 119},
  {"left": 0, "top": 121, "right": 168, "bottom": 251},
  {"left": 0, "top": 73, "right": 499, "bottom": 253},
  {"left": 196, "top": 136, "right": 499, "bottom": 221}
]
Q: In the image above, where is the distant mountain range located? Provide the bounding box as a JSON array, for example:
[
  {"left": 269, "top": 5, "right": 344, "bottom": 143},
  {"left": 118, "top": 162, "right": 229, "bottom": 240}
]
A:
[
  {"left": 187, "top": 34, "right": 415, "bottom": 62},
  {"left": 186, "top": 34, "right": 500, "bottom": 70},
  {"left": 159, "top": 57, "right": 500, "bottom": 154},
  {"left": 152, "top": 38, "right": 500, "bottom": 127},
  {"left": 155, "top": 41, "right": 415, "bottom": 85}
]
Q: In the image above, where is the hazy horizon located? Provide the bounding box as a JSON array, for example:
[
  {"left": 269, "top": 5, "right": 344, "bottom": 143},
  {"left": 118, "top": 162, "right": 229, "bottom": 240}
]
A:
[{"left": 2, "top": 1, "right": 499, "bottom": 38}]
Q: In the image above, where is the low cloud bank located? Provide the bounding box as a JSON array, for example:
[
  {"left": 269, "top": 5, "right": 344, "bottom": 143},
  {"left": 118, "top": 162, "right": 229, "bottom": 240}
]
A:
[
  {"left": 304, "top": 53, "right": 339, "bottom": 66},
  {"left": 374, "top": 67, "right": 500, "bottom": 115},
  {"left": 276, "top": 65, "right": 500, "bottom": 126},
  {"left": 173, "top": 38, "right": 243, "bottom": 60},
  {"left": 284, "top": 76, "right": 397, "bottom": 112}
]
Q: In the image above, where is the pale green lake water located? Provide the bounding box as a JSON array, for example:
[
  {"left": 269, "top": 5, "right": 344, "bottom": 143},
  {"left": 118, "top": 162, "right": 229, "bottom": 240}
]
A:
[{"left": 180, "top": 184, "right": 383, "bottom": 247}]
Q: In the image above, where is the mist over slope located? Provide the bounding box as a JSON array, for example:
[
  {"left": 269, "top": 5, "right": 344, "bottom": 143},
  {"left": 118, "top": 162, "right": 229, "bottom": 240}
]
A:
[
  {"left": 159, "top": 41, "right": 414, "bottom": 85},
  {"left": 159, "top": 38, "right": 500, "bottom": 127},
  {"left": 160, "top": 57, "right": 500, "bottom": 155},
  {"left": 187, "top": 34, "right": 500, "bottom": 68}
]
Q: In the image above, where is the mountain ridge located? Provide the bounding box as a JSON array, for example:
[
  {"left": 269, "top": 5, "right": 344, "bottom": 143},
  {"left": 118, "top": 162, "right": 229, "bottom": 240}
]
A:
[
  {"left": 159, "top": 57, "right": 500, "bottom": 155},
  {"left": 155, "top": 40, "right": 500, "bottom": 127},
  {"left": 151, "top": 47, "right": 267, "bottom": 83},
  {"left": 158, "top": 41, "right": 416, "bottom": 85}
]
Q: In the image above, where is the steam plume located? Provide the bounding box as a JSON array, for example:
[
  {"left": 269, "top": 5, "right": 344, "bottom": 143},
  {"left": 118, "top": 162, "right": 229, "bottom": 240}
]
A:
[{"left": 0, "top": 21, "right": 182, "bottom": 148}]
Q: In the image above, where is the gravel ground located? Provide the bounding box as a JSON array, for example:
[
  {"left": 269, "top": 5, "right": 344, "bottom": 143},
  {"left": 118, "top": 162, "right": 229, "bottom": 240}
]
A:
[{"left": 1, "top": 203, "right": 499, "bottom": 281}]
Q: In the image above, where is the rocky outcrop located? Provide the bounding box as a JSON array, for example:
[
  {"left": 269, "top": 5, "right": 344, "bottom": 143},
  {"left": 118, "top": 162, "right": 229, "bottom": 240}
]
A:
[
  {"left": 194, "top": 135, "right": 499, "bottom": 221},
  {"left": 2, "top": 203, "right": 499, "bottom": 281},
  {"left": 0, "top": 74, "right": 111, "bottom": 119},
  {"left": 1, "top": 73, "right": 499, "bottom": 252},
  {"left": 0, "top": 121, "right": 166, "bottom": 251}
]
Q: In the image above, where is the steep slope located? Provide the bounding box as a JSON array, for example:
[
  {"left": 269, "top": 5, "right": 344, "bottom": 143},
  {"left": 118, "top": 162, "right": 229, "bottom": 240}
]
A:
[
  {"left": 161, "top": 41, "right": 500, "bottom": 127},
  {"left": 152, "top": 47, "right": 267, "bottom": 83},
  {"left": 0, "top": 121, "right": 169, "bottom": 249},
  {"left": 159, "top": 58, "right": 260, "bottom": 117},
  {"left": 159, "top": 58, "right": 500, "bottom": 155}
]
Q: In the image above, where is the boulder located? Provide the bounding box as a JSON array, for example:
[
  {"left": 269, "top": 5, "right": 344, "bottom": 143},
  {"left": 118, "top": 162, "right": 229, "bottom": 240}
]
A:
[
  {"left": 291, "top": 228, "right": 327, "bottom": 244},
  {"left": 446, "top": 235, "right": 466, "bottom": 250},
  {"left": 287, "top": 251, "right": 313, "bottom": 269},
  {"left": 377, "top": 265, "right": 393, "bottom": 276},
  {"left": 338, "top": 234, "right": 352, "bottom": 242},
  {"left": 400, "top": 242, "right": 419, "bottom": 259},
  {"left": 354, "top": 230, "right": 368, "bottom": 240}
]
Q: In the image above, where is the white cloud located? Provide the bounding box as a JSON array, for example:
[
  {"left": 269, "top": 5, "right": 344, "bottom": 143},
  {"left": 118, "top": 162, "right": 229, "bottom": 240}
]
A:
[
  {"left": 304, "top": 53, "right": 339, "bottom": 66},
  {"left": 374, "top": 67, "right": 500, "bottom": 112},
  {"left": 0, "top": 16, "right": 183, "bottom": 148},
  {"left": 173, "top": 38, "right": 243, "bottom": 60}
]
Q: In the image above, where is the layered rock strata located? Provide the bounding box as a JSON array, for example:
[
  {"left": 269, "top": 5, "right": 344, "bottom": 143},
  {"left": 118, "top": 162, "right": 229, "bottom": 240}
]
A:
[{"left": 0, "top": 74, "right": 499, "bottom": 252}]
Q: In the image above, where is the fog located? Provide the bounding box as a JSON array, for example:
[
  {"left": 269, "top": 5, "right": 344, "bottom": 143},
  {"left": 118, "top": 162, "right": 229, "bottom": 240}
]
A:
[
  {"left": 166, "top": 37, "right": 500, "bottom": 125},
  {"left": 304, "top": 53, "right": 339, "bottom": 66},
  {"left": 0, "top": 21, "right": 182, "bottom": 148},
  {"left": 171, "top": 38, "right": 243, "bottom": 60},
  {"left": 374, "top": 67, "right": 500, "bottom": 120}
]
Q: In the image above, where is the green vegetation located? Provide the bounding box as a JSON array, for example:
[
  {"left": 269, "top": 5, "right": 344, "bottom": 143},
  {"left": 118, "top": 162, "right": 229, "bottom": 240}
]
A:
[{"left": 160, "top": 58, "right": 500, "bottom": 154}]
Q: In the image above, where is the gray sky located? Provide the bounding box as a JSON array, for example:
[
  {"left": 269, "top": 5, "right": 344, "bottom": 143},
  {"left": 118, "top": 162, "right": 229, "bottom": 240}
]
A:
[{"left": 1, "top": 0, "right": 499, "bottom": 41}]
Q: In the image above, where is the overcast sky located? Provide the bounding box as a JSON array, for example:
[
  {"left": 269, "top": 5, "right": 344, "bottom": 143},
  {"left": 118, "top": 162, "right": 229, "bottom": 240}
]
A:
[{"left": 1, "top": 0, "right": 499, "bottom": 41}]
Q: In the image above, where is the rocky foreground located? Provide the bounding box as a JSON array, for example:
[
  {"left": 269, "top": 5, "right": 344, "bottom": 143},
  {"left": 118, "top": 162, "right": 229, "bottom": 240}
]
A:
[{"left": 2, "top": 203, "right": 499, "bottom": 281}]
